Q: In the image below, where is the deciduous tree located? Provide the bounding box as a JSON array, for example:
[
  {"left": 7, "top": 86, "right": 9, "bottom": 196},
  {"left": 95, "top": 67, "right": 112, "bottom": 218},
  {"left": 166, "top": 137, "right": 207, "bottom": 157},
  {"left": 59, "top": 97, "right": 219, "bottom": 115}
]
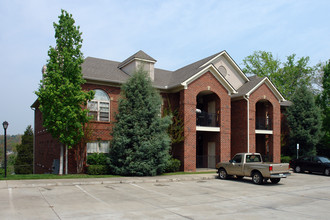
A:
[
  {"left": 316, "top": 60, "right": 330, "bottom": 157},
  {"left": 35, "top": 10, "right": 94, "bottom": 174},
  {"left": 243, "top": 51, "right": 314, "bottom": 100},
  {"left": 286, "top": 85, "right": 322, "bottom": 156}
]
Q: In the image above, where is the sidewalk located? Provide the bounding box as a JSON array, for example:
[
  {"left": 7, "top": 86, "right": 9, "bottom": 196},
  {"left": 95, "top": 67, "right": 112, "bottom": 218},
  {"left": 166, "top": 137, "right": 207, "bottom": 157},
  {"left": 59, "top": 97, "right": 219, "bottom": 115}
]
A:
[{"left": 0, "top": 172, "right": 218, "bottom": 189}]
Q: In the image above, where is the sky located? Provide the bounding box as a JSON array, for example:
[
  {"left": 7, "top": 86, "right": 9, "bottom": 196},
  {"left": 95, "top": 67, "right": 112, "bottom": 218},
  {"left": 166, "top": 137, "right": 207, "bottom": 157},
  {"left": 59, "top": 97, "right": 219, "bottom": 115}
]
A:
[{"left": 1, "top": 0, "right": 329, "bottom": 135}]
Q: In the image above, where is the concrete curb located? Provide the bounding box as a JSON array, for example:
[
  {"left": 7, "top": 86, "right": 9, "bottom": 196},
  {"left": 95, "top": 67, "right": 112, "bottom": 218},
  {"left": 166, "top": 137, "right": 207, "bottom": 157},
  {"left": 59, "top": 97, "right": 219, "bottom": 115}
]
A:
[{"left": 0, "top": 173, "right": 218, "bottom": 189}]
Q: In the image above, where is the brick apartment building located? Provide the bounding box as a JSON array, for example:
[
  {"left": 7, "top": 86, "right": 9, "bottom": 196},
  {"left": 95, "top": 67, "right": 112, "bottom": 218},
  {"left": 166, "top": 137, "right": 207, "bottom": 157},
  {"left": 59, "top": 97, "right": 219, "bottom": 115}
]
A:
[{"left": 32, "top": 50, "right": 288, "bottom": 174}]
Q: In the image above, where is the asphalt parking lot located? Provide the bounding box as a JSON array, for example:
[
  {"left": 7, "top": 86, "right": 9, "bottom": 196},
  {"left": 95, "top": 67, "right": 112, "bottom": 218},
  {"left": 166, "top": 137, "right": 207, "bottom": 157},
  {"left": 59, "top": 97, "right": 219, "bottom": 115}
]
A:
[{"left": 0, "top": 172, "right": 329, "bottom": 220}]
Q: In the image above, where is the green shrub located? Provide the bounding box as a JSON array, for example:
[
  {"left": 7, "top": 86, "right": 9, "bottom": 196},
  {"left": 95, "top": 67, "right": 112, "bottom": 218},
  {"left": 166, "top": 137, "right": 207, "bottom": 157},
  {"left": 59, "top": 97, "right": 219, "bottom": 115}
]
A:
[
  {"left": 87, "top": 153, "right": 108, "bottom": 165},
  {"left": 281, "top": 155, "right": 292, "bottom": 163},
  {"left": 87, "top": 165, "right": 109, "bottom": 175},
  {"left": 165, "top": 158, "right": 181, "bottom": 173}
]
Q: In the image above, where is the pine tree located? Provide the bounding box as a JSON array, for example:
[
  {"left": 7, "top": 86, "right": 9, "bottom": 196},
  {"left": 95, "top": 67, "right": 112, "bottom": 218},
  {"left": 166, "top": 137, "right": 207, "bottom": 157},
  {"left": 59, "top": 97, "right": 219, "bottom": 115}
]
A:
[
  {"left": 287, "top": 85, "right": 323, "bottom": 156},
  {"left": 109, "top": 68, "right": 171, "bottom": 176},
  {"left": 14, "top": 125, "right": 33, "bottom": 174},
  {"left": 35, "top": 10, "right": 94, "bottom": 150}
]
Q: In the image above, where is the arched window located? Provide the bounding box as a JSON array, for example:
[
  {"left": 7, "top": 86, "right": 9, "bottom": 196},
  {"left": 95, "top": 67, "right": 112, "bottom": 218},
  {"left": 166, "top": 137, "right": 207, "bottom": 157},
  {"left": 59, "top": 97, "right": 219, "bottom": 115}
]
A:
[{"left": 87, "top": 89, "right": 110, "bottom": 121}]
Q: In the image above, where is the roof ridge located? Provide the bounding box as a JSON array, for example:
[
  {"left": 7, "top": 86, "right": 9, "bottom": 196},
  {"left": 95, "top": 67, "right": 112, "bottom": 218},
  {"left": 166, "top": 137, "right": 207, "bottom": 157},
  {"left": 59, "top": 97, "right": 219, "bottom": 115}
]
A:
[{"left": 118, "top": 50, "right": 156, "bottom": 68}]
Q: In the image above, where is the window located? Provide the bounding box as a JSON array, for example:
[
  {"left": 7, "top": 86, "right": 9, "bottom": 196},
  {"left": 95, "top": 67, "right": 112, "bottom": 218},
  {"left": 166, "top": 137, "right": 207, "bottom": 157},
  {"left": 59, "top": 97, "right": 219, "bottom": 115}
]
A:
[
  {"left": 232, "top": 155, "right": 242, "bottom": 163},
  {"left": 86, "top": 141, "right": 110, "bottom": 155},
  {"left": 246, "top": 155, "right": 261, "bottom": 163},
  {"left": 87, "top": 89, "right": 110, "bottom": 121}
]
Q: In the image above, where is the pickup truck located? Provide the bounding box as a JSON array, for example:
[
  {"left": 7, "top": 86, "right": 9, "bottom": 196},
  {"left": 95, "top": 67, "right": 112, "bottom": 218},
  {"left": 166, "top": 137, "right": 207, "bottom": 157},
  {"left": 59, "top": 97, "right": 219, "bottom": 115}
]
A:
[{"left": 216, "top": 153, "right": 291, "bottom": 184}]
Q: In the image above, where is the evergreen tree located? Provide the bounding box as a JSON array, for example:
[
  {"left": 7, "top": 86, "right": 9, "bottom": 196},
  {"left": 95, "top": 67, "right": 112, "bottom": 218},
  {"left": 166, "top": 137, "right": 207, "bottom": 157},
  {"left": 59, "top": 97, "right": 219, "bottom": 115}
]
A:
[
  {"left": 35, "top": 10, "right": 94, "bottom": 150},
  {"left": 109, "top": 68, "right": 171, "bottom": 176},
  {"left": 287, "top": 85, "right": 323, "bottom": 156},
  {"left": 14, "top": 125, "right": 33, "bottom": 174}
]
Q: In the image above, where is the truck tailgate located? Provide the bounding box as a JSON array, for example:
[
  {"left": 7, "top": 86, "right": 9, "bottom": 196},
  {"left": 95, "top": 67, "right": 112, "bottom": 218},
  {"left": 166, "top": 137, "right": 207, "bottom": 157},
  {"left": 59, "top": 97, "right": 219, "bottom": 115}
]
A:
[{"left": 270, "top": 163, "right": 290, "bottom": 173}]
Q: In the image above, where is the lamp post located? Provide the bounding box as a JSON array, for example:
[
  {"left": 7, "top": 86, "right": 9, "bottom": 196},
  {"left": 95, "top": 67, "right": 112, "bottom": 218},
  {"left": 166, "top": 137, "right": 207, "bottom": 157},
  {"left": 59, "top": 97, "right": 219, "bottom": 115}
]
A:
[{"left": 2, "top": 121, "right": 8, "bottom": 178}]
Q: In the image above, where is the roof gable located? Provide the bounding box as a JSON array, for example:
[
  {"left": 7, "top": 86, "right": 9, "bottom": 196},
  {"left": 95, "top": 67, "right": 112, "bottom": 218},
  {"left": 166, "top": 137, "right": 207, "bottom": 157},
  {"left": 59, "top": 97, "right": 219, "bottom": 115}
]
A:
[
  {"left": 200, "top": 50, "right": 249, "bottom": 83},
  {"left": 231, "top": 75, "right": 286, "bottom": 102},
  {"left": 181, "top": 64, "right": 237, "bottom": 94}
]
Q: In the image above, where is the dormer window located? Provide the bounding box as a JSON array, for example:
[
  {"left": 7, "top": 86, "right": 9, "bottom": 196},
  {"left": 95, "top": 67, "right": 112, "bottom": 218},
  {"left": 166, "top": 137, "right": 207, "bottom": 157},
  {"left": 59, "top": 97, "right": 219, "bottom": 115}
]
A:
[{"left": 87, "top": 89, "right": 110, "bottom": 122}]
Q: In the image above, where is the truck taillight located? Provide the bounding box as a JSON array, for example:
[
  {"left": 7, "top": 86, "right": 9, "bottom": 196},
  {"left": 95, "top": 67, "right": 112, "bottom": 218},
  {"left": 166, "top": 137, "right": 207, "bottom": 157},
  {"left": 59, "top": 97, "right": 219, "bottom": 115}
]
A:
[{"left": 269, "top": 165, "right": 273, "bottom": 172}]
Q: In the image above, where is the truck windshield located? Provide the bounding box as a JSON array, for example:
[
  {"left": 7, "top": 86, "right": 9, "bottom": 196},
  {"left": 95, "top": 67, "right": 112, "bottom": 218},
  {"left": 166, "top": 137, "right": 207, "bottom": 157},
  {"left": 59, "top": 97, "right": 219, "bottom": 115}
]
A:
[{"left": 246, "top": 155, "right": 261, "bottom": 163}]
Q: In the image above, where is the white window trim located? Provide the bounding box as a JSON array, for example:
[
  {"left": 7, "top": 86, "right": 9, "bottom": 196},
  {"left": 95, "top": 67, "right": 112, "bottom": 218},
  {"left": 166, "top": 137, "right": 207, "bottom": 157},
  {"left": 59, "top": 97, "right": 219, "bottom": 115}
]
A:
[{"left": 88, "top": 90, "right": 110, "bottom": 122}]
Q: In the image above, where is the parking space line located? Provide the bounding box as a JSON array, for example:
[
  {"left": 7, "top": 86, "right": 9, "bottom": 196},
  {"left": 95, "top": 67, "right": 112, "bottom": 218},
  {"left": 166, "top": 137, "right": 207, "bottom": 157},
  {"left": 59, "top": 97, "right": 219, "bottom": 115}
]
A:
[{"left": 38, "top": 187, "right": 61, "bottom": 220}]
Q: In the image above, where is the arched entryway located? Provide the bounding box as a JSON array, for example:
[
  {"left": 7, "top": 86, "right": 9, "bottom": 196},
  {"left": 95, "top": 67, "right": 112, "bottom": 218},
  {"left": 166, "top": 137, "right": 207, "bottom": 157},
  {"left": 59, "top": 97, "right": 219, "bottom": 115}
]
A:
[
  {"left": 196, "top": 91, "right": 221, "bottom": 168},
  {"left": 255, "top": 100, "right": 273, "bottom": 162}
]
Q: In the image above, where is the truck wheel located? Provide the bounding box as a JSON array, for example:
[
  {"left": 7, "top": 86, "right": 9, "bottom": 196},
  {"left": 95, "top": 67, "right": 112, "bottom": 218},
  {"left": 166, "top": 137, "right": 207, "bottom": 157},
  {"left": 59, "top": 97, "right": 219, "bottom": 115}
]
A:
[
  {"left": 218, "top": 168, "right": 228, "bottom": 180},
  {"left": 324, "top": 168, "right": 330, "bottom": 176},
  {"left": 252, "top": 172, "right": 263, "bottom": 185},
  {"left": 294, "top": 166, "right": 301, "bottom": 173},
  {"left": 270, "top": 178, "right": 281, "bottom": 184}
]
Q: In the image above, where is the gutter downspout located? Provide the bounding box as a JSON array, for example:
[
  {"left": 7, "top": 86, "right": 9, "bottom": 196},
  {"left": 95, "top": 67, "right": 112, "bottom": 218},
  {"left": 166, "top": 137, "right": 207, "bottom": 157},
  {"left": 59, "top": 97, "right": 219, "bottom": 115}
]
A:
[{"left": 243, "top": 95, "right": 250, "bottom": 153}]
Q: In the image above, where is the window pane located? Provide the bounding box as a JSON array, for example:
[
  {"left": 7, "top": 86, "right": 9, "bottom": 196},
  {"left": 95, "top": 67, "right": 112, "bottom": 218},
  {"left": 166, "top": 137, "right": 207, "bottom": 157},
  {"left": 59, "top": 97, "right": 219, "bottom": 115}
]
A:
[
  {"left": 100, "top": 102, "right": 109, "bottom": 112},
  {"left": 100, "top": 112, "right": 109, "bottom": 121},
  {"left": 88, "top": 111, "right": 97, "bottom": 121},
  {"left": 99, "top": 141, "right": 110, "bottom": 153},
  {"left": 94, "top": 90, "right": 110, "bottom": 101},
  {"left": 87, "top": 142, "right": 98, "bottom": 153},
  {"left": 87, "top": 101, "right": 98, "bottom": 111}
]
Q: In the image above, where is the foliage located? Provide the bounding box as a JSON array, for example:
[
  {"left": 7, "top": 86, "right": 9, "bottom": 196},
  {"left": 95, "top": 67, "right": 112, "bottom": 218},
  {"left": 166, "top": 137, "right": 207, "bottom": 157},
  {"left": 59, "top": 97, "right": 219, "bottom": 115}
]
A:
[
  {"left": 316, "top": 60, "right": 330, "bottom": 157},
  {"left": 280, "top": 155, "right": 292, "bottom": 163},
  {"left": 87, "top": 165, "right": 109, "bottom": 175},
  {"left": 162, "top": 99, "right": 184, "bottom": 145},
  {"left": 165, "top": 158, "right": 181, "bottom": 173},
  {"left": 286, "top": 85, "right": 323, "bottom": 156},
  {"left": 109, "top": 67, "right": 171, "bottom": 176},
  {"left": 35, "top": 10, "right": 94, "bottom": 149},
  {"left": 242, "top": 51, "right": 315, "bottom": 100},
  {"left": 0, "top": 134, "right": 22, "bottom": 154},
  {"left": 87, "top": 153, "right": 108, "bottom": 165},
  {"left": 14, "top": 126, "right": 34, "bottom": 174}
]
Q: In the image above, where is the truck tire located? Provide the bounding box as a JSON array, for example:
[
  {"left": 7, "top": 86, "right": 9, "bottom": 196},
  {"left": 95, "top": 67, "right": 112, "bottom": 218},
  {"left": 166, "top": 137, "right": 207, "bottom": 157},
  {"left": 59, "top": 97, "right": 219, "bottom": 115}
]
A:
[
  {"left": 270, "top": 178, "right": 281, "bottom": 184},
  {"left": 252, "top": 172, "right": 263, "bottom": 185},
  {"left": 294, "top": 165, "right": 301, "bottom": 173},
  {"left": 324, "top": 168, "right": 330, "bottom": 176},
  {"left": 218, "top": 168, "right": 228, "bottom": 180}
]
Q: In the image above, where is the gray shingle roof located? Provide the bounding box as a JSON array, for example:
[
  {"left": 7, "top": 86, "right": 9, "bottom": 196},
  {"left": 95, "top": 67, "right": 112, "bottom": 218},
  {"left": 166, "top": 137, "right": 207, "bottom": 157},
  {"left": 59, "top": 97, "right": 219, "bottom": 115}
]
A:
[
  {"left": 166, "top": 52, "right": 223, "bottom": 88},
  {"left": 82, "top": 57, "right": 130, "bottom": 84},
  {"left": 118, "top": 50, "right": 156, "bottom": 68},
  {"left": 231, "top": 75, "right": 265, "bottom": 98},
  {"left": 82, "top": 51, "right": 225, "bottom": 89}
]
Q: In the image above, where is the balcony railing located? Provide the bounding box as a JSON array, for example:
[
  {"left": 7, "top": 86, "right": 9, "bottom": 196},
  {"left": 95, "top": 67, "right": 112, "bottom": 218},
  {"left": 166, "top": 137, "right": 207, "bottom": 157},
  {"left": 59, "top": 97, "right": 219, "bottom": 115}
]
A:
[
  {"left": 256, "top": 117, "right": 272, "bottom": 130},
  {"left": 196, "top": 111, "right": 219, "bottom": 127}
]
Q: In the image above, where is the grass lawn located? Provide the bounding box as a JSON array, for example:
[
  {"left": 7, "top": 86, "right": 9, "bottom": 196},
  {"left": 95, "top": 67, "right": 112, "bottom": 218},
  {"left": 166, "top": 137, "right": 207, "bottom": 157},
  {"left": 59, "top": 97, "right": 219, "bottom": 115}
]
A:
[{"left": 0, "top": 171, "right": 215, "bottom": 181}]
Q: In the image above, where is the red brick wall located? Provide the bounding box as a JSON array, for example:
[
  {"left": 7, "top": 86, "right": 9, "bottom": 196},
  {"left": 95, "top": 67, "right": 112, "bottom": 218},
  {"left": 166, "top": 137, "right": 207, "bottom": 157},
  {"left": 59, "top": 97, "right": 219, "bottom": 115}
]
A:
[
  {"left": 181, "top": 71, "right": 231, "bottom": 171},
  {"left": 231, "top": 99, "right": 248, "bottom": 157},
  {"left": 34, "top": 108, "right": 62, "bottom": 174},
  {"left": 34, "top": 84, "right": 122, "bottom": 174},
  {"left": 249, "top": 84, "right": 281, "bottom": 163}
]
